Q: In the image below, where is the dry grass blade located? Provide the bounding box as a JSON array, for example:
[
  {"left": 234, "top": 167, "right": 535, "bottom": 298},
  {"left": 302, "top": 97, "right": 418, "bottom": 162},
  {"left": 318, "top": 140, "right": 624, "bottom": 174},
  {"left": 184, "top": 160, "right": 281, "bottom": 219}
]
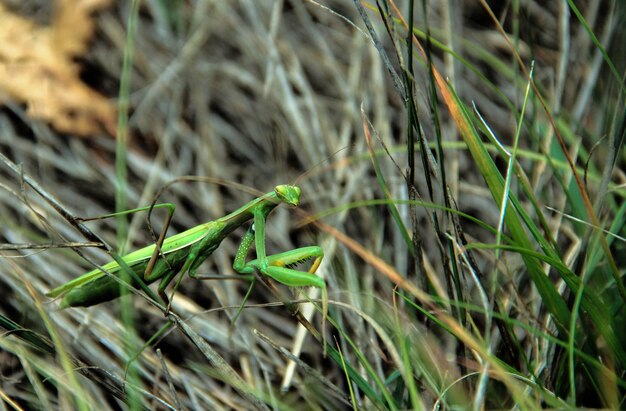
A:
[{"left": 1, "top": 1, "right": 624, "bottom": 409}]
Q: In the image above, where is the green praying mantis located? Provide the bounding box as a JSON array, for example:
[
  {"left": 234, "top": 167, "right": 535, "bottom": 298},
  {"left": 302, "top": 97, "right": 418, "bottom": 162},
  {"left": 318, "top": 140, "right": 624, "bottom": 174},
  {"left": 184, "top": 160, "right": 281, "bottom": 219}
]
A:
[{"left": 46, "top": 184, "right": 327, "bottom": 325}]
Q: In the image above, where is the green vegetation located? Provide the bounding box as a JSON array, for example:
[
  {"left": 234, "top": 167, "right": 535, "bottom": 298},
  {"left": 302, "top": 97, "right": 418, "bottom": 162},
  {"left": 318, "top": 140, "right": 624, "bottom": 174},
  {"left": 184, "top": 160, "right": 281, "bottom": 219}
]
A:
[{"left": 0, "top": 1, "right": 624, "bottom": 409}]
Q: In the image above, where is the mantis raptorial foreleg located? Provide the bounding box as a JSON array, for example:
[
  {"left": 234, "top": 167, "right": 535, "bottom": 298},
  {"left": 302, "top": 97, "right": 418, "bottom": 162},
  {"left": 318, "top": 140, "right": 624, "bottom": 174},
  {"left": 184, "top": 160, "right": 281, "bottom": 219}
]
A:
[
  {"left": 167, "top": 220, "right": 326, "bottom": 330},
  {"left": 230, "top": 215, "right": 327, "bottom": 346}
]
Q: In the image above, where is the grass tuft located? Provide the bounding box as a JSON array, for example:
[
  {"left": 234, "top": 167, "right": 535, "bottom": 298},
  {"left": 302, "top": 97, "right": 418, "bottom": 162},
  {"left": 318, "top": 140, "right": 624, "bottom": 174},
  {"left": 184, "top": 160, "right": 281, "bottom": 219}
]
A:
[{"left": 0, "top": 1, "right": 624, "bottom": 409}]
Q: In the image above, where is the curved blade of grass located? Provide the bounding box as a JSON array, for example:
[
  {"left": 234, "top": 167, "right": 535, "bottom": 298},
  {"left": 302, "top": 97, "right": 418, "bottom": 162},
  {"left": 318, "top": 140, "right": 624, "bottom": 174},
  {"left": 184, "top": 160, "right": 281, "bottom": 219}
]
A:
[
  {"left": 477, "top": 0, "right": 626, "bottom": 310},
  {"left": 442, "top": 82, "right": 571, "bottom": 328},
  {"left": 334, "top": 338, "right": 360, "bottom": 411},
  {"left": 567, "top": 0, "right": 625, "bottom": 93},
  {"left": 399, "top": 293, "right": 626, "bottom": 405},
  {"left": 444, "top": 82, "right": 626, "bottom": 368},
  {"left": 318, "top": 336, "right": 388, "bottom": 410},
  {"left": 379, "top": 0, "right": 626, "bottom": 371},
  {"left": 168, "top": 313, "right": 271, "bottom": 411},
  {"left": 361, "top": 110, "right": 414, "bottom": 256}
]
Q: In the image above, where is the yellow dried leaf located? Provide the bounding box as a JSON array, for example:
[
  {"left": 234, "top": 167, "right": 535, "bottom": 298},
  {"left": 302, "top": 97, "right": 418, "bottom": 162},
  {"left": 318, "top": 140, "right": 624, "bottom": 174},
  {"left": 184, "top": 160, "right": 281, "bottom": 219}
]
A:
[{"left": 0, "top": 1, "right": 116, "bottom": 136}]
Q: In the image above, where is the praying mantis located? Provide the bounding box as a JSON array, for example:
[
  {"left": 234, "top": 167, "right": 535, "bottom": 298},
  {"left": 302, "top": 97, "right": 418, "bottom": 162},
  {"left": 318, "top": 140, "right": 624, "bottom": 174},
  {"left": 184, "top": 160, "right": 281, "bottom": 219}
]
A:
[{"left": 46, "top": 185, "right": 327, "bottom": 323}]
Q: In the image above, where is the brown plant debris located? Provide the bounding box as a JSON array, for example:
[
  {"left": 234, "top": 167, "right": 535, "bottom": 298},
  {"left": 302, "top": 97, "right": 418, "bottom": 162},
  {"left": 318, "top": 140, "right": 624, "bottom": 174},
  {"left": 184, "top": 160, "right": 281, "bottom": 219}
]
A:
[{"left": 0, "top": 0, "right": 116, "bottom": 136}]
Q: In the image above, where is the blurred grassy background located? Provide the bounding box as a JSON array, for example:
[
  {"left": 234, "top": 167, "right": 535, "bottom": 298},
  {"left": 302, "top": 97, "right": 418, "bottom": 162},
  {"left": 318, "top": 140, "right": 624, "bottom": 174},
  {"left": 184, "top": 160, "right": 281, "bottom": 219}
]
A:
[{"left": 0, "top": 1, "right": 624, "bottom": 409}]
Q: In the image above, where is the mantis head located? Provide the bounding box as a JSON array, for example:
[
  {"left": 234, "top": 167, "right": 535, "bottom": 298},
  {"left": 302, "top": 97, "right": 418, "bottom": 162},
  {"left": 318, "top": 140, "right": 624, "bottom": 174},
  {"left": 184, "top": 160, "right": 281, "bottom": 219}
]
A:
[{"left": 274, "top": 185, "right": 301, "bottom": 207}]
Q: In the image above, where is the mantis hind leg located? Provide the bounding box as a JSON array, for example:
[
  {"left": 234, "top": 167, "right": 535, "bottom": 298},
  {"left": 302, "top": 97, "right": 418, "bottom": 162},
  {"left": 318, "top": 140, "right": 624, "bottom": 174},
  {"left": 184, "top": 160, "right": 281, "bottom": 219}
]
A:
[
  {"left": 76, "top": 203, "right": 176, "bottom": 223},
  {"left": 189, "top": 270, "right": 256, "bottom": 326}
]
